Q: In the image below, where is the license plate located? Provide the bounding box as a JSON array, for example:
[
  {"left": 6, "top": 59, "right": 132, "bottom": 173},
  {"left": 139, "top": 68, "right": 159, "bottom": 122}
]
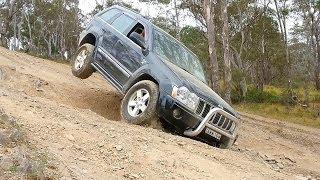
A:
[{"left": 205, "top": 128, "right": 221, "bottom": 140}]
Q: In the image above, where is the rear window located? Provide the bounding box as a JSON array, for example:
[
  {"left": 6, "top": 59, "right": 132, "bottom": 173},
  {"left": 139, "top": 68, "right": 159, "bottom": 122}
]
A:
[{"left": 100, "top": 8, "right": 120, "bottom": 22}]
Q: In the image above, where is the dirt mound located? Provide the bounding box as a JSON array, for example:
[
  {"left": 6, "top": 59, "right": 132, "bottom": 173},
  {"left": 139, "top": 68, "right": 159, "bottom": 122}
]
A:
[
  {"left": 0, "top": 108, "right": 59, "bottom": 179},
  {"left": 0, "top": 47, "right": 319, "bottom": 179}
]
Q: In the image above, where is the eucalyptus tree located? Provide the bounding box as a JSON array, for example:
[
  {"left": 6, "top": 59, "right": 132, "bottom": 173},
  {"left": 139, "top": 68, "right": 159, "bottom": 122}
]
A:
[
  {"left": 291, "top": 0, "right": 320, "bottom": 103},
  {"left": 220, "top": 0, "right": 232, "bottom": 103},
  {"left": 180, "top": 0, "right": 220, "bottom": 93},
  {"left": 0, "top": 0, "right": 27, "bottom": 48},
  {"left": 273, "top": 0, "right": 293, "bottom": 94}
]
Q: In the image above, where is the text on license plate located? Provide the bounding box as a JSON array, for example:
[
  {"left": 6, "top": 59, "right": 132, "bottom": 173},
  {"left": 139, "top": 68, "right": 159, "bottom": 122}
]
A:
[{"left": 205, "top": 128, "right": 221, "bottom": 140}]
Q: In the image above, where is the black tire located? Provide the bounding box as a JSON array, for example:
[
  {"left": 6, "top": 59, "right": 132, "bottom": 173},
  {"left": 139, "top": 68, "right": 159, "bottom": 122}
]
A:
[
  {"left": 219, "top": 135, "right": 237, "bottom": 149},
  {"left": 121, "top": 80, "right": 160, "bottom": 126},
  {"left": 71, "top": 43, "right": 95, "bottom": 79}
]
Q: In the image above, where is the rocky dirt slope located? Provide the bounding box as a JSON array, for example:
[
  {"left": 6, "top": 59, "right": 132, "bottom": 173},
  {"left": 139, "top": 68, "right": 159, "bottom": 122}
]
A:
[{"left": 0, "top": 47, "right": 319, "bottom": 179}]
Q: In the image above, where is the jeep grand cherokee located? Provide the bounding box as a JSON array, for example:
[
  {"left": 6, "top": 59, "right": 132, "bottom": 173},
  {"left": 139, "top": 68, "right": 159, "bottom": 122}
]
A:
[{"left": 71, "top": 5, "right": 240, "bottom": 148}]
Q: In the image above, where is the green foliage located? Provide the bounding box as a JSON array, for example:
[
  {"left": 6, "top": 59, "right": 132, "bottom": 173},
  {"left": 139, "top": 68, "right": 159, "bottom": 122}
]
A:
[
  {"left": 279, "top": 88, "right": 297, "bottom": 105},
  {"left": 9, "top": 165, "right": 19, "bottom": 173},
  {"left": 316, "top": 0, "right": 320, "bottom": 10},
  {"left": 152, "top": 17, "right": 178, "bottom": 37},
  {"left": 232, "top": 85, "right": 282, "bottom": 104},
  {"left": 244, "top": 86, "right": 281, "bottom": 103},
  {"left": 90, "top": 0, "right": 140, "bottom": 17},
  {"left": 281, "top": 8, "right": 289, "bottom": 16},
  {"left": 180, "top": 26, "right": 209, "bottom": 64}
]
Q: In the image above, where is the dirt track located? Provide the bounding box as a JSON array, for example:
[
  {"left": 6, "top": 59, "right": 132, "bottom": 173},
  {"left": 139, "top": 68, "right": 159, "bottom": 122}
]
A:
[{"left": 0, "top": 47, "right": 319, "bottom": 179}]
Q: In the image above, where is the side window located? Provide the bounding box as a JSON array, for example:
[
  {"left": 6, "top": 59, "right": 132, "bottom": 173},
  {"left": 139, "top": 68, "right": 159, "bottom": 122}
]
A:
[
  {"left": 100, "top": 9, "right": 120, "bottom": 22},
  {"left": 111, "top": 14, "right": 135, "bottom": 34}
]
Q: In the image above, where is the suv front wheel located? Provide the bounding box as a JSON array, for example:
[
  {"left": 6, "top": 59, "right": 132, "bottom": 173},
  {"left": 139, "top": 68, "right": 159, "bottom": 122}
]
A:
[
  {"left": 121, "top": 80, "right": 159, "bottom": 126},
  {"left": 72, "top": 43, "right": 95, "bottom": 79}
]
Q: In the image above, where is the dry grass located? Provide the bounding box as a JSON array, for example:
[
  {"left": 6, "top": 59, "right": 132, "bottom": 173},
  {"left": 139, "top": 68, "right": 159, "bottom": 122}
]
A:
[
  {"left": 236, "top": 86, "right": 320, "bottom": 128},
  {"left": 264, "top": 85, "right": 320, "bottom": 103},
  {"left": 236, "top": 103, "right": 320, "bottom": 128}
]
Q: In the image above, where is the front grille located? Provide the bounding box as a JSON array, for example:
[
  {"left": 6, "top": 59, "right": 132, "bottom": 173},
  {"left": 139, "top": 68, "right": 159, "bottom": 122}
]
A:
[
  {"left": 195, "top": 100, "right": 236, "bottom": 133},
  {"left": 195, "top": 100, "right": 212, "bottom": 118},
  {"left": 196, "top": 100, "right": 205, "bottom": 115},
  {"left": 209, "top": 113, "right": 235, "bottom": 133}
]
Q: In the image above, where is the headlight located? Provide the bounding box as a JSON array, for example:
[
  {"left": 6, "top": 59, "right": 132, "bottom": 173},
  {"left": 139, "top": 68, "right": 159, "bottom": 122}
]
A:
[{"left": 171, "top": 86, "right": 199, "bottom": 111}]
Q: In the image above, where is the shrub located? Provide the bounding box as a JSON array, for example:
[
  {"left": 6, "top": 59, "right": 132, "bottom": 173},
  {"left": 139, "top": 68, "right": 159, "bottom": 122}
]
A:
[{"left": 244, "top": 87, "right": 281, "bottom": 103}]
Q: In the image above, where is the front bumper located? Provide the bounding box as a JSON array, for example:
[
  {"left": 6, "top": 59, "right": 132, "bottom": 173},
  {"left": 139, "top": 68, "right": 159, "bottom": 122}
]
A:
[
  {"left": 184, "top": 108, "right": 239, "bottom": 140},
  {"left": 160, "top": 94, "right": 239, "bottom": 141}
]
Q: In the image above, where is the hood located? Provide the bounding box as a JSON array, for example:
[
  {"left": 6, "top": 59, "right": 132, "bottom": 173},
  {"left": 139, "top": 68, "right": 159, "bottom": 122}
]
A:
[{"left": 164, "top": 61, "right": 238, "bottom": 116}]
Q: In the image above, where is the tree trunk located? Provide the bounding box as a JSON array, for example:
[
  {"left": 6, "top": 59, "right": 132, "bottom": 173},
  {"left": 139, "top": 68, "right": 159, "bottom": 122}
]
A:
[
  {"left": 203, "top": 0, "right": 220, "bottom": 94},
  {"left": 237, "top": 4, "right": 247, "bottom": 98},
  {"left": 221, "top": 0, "right": 232, "bottom": 103},
  {"left": 13, "top": 14, "right": 17, "bottom": 50},
  {"left": 47, "top": 37, "right": 52, "bottom": 58},
  {"left": 173, "top": 0, "right": 180, "bottom": 40},
  {"left": 24, "top": 12, "right": 33, "bottom": 52},
  {"left": 283, "top": 12, "right": 292, "bottom": 95},
  {"left": 18, "top": 21, "right": 22, "bottom": 50},
  {"left": 257, "top": 33, "right": 265, "bottom": 91},
  {"left": 315, "top": 12, "right": 320, "bottom": 90},
  {"left": 274, "top": 0, "right": 292, "bottom": 95}
]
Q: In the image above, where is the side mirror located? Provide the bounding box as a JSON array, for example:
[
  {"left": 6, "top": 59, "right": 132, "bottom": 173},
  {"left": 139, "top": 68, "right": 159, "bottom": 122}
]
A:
[{"left": 129, "top": 32, "right": 149, "bottom": 56}]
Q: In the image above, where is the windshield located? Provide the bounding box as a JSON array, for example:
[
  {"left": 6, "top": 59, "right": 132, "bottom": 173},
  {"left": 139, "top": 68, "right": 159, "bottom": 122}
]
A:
[{"left": 152, "top": 27, "right": 207, "bottom": 83}]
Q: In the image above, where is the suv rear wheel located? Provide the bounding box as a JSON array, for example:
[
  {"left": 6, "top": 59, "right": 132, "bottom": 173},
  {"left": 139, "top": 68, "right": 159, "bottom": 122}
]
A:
[
  {"left": 121, "top": 80, "right": 159, "bottom": 126},
  {"left": 72, "top": 43, "right": 95, "bottom": 79}
]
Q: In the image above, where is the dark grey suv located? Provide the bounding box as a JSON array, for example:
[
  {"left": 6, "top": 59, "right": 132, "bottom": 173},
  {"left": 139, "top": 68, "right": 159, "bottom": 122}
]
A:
[{"left": 71, "top": 5, "right": 240, "bottom": 148}]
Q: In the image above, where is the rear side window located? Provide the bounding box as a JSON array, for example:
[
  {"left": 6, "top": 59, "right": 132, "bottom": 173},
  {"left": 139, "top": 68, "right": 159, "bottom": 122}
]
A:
[
  {"left": 111, "top": 14, "right": 135, "bottom": 34},
  {"left": 100, "top": 9, "right": 120, "bottom": 22}
]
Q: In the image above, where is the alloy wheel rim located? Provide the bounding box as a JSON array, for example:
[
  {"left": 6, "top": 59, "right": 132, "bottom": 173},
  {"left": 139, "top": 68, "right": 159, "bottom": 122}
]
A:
[
  {"left": 127, "top": 88, "right": 150, "bottom": 117},
  {"left": 74, "top": 49, "right": 88, "bottom": 70}
]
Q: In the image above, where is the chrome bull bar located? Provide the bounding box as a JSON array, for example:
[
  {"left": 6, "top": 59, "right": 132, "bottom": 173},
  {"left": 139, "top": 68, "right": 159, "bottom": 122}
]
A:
[{"left": 184, "top": 108, "right": 239, "bottom": 139}]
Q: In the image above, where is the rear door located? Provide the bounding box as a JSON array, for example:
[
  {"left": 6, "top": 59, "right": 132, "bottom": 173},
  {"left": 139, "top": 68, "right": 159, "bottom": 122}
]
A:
[{"left": 94, "top": 11, "right": 146, "bottom": 91}]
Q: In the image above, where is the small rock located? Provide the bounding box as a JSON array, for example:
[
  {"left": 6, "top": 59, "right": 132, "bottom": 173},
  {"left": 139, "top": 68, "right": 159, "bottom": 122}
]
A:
[
  {"left": 98, "top": 142, "right": 105, "bottom": 148},
  {"left": 36, "top": 88, "right": 44, "bottom": 92},
  {"left": 124, "top": 173, "right": 139, "bottom": 179},
  {"left": 277, "top": 162, "right": 284, "bottom": 169},
  {"left": 66, "top": 134, "right": 75, "bottom": 141},
  {"left": 9, "top": 66, "right": 16, "bottom": 71},
  {"left": 1, "top": 92, "right": 7, "bottom": 96},
  {"left": 112, "top": 166, "right": 124, "bottom": 171},
  {"left": 78, "top": 157, "right": 88, "bottom": 162},
  {"left": 160, "top": 140, "right": 167, "bottom": 144},
  {"left": 177, "top": 141, "right": 186, "bottom": 146},
  {"left": 115, "top": 145, "right": 123, "bottom": 151},
  {"left": 295, "top": 174, "right": 308, "bottom": 180},
  {"left": 72, "top": 144, "right": 83, "bottom": 151},
  {"left": 285, "top": 156, "right": 296, "bottom": 163}
]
